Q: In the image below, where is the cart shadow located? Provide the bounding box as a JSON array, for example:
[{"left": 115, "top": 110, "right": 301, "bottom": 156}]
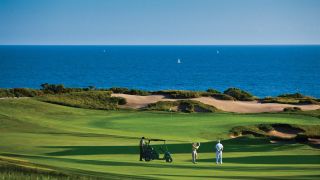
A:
[{"left": 43, "top": 136, "right": 303, "bottom": 156}]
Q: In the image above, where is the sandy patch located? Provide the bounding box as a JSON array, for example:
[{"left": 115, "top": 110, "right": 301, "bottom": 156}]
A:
[
  {"left": 112, "top": 94, "right": 320, "bottom": 113},
  {"left": 308, "top": 138, "right": 320, "bottom": 145},
  {"left": 111, "top": 94, "right": 175, "bottom": 109}
]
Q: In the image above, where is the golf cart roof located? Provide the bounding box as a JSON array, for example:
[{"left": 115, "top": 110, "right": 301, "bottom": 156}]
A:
[{"left": 148, "top": 138, "right": 166, "bottom": 141}]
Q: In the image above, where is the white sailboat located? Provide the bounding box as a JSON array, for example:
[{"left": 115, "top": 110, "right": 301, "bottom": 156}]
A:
[{"left": 177, "top": 58, "right": 181, "bottom": 64}]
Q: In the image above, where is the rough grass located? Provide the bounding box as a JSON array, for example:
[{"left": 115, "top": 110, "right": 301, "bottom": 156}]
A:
[
  {"left": 37, "top": 91, "right": 126, "bottom": 110},
  {"left": 0, "top": 98, "right": 320, "bottom": 179},
  {"left": 230, "top": 123, "right": 320, "bottom": 139},
  {"left": 260, "top": 97, "right": 320, "bottom": 105}
]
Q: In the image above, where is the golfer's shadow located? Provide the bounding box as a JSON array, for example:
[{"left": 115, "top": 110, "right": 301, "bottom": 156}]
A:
[{"left": 197, "top": 155, "right": 320, "bottom": 164}]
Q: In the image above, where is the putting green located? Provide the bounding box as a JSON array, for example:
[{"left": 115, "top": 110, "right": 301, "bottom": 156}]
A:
[{"left": 0, "top": 98, "right": 319, "bottom": 179}]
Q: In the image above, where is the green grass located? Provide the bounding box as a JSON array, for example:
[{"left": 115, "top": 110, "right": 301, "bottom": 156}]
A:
[{"left": 0, "top": 98, "right": 319, "bottom": 179}]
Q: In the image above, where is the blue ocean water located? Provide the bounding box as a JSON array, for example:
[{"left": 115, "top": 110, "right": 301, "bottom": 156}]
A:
[{"left": 0, "top": 45, "right": 319, "bottom": 98}]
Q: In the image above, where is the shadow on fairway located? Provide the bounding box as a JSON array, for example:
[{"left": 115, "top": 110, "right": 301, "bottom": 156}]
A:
[
  {"left": 3, "top": 153, "right": 320, "bottom": 172},
  {"left": 198, "top": 155, "right": 320, "bottom": 164},
  {"left": 150, "top": 174, "right": 320, "bottom": 180},
  {"left": 43, "top": 136, "right": 302, "bottom": 156}
]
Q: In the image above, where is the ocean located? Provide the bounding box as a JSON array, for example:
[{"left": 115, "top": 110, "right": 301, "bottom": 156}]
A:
[{"left": 0, "top": 45, "right": 319, "bottom": 98}]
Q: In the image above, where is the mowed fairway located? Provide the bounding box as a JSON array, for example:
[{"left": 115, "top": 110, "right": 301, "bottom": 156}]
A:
[{"left": 0, "top": 99, "right": 319, "bottom": 179}]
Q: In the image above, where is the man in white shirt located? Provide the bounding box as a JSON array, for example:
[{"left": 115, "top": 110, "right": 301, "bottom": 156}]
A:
[
  {"left": 192, "top": 142, "right": 200, "bottom": 164},
  {"left": 216, "top": 140, "right": 223, "bottom": 164}
]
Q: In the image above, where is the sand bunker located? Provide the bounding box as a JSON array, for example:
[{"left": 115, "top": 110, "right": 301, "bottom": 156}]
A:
[
  {"left": 267, "top": 126, "right": 304, "bottom": 139},
  {"left": 112, "top": 94, "right": 320, "bottom": 113}
]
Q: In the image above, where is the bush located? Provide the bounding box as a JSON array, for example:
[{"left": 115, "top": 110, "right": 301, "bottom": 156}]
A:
[
  {"left": 109, "top": 87, "right": 130, "bottom": 94},
  {"left": 154, "top": 90, "right": 201, "bottom": 99},
  {"left": 127, "top": 89, "right": 151, "bottom": 96},
  {"left": 117, "top": 97, "right": 127, "bottom": 105},
  {"left": 41, "top": 83, "right": 67, "bottom": 94},
  {"left": 223, "top": 88, "right": 254, "bottom": 101},
  {"left": 206, "top": 88, "right": 221, "bottom": 94},
  {"left": 283, "top": 107, "right": 302, "bottom": 112},
  {"left": 278, "top": 93, "right": 305, "bottom": 98},
  {"left": 298, "top": 99, "right": 319, "bottom": 105},
  {"left": 257, "top": 124, "right": 274, "bottom": 132}
]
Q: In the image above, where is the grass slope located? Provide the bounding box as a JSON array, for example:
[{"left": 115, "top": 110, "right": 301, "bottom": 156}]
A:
[{"left": 0, "top": 98, "right": 319, "bottom": 179}]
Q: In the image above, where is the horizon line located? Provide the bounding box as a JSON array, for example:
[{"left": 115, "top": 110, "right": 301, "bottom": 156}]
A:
[{"left": 1, "top": 44, "right": 320, "bottom": 46}]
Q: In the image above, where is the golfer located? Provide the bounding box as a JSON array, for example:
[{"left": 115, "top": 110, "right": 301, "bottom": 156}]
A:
[
  {"left": 215, "top": 140, "right": 223, "bottom": 164},
  {"left": 139, "top": 137, "right": 146, "bottom": 161},
  {"left": 192, "top": 142, "right": 200, "bottom": 164}
]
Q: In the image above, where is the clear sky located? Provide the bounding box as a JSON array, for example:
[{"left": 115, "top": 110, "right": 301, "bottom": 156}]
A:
[{"left": 0, "top": 0, "right": 320, "bottom": 45}]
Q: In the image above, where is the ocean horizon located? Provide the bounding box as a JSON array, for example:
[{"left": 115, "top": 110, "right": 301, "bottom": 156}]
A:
[{"left": 1, "top": 45, "right": 319, "bottom": 98}]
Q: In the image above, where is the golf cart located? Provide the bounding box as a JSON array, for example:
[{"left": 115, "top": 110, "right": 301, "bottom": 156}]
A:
[{"left": 143, "top": 139, "right": 173, "bottom": 163}]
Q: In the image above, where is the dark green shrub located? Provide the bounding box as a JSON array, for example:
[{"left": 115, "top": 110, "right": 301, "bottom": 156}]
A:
[
  {"left": 223, "top": 88, "right": 254, "bottom": 101},
  {"left": 278, "top": 93, "right": 305, "bottom": 98},
  {"left": 127, "top": 89, "right": 151, "bottom": 96},
  {"left": 109, "top": 87, "right": 130, "bottom": 94},
  {"left": 257, "top": 124, "right": 274, "bottom": 132},
  {"left": 116, "top": 97, "right": 127, "bottom": 105},
  {"left": 206, "top": 88, "right": 221, "bottom": 94},
  {"left": 41, "top": 83, "right": 67, "bottom": 94},
  {"left": 298, "top": 99, "right": 319, "bottom": 105},
  {"left": 211, "top": 93, "right": 235, "bottom": 100},
  {"left": 154, "top": 90, "right": 201, "bottom": 99}
]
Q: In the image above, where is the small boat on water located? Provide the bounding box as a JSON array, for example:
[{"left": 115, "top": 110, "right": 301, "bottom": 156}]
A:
[
  {"left": 177, "top": 58, "right": 181, "bottom": 64},
  {"left": 216, "top": 50, "right": 219, "bottom": 54}
]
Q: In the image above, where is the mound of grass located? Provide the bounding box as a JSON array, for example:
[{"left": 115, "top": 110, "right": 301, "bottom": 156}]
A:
[
  {"left": 206, "top": 88, "right": 221, "bottom": 94},
  {"left": 223, "top": 88, "right": 255, "bottom": 101},
  {"left": 260, "top": 93, "right": 319, "bottom": 105},
  {"left": 283, "top": 107, "right": 302, "bottom": 112},
  {"left": 109, "top": 87, "right": 130, "bottom": 94},
  {"left": 37, "top": 91, "right": 126, "bottom": 110},
  {"left": 144, "top": 101, "right": 179, "bottom": 111},
  {"left": 230, "top": 123, "right": 320, "bottom": 140},
  {"left": 278, "top": 93, "right": 306, "bottom": 98},
  {"left": 153, "top": 90, "right": 201, "bottom": 99},
  {"left": 144, "top": 100, "right": 219, "bottom": 113},
  {"left": 230, "top": 125, "right": 267, "bottom": 137},
  {"left": 262, "top": 97, "right": 319, "bottom": 105},
  {"left": 109, "top": 87, "right": 151, "bottom": 96}
]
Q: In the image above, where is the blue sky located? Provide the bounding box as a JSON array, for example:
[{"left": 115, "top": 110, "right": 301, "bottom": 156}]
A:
[{"left": 0, "top": 0, "right": 319, "bottom": 45}]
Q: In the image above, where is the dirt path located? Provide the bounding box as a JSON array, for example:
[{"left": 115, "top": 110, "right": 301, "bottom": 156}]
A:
[{"left": 112, "top": 94, "right": 320, "bottom": 113}]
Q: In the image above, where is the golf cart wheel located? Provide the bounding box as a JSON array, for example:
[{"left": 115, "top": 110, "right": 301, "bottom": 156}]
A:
[
  {"left": 145, "top": 156, "right": 151, "bottom": 162},
  {"left": 166, "top": 157, "right": 173, "bottom": 163}
]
